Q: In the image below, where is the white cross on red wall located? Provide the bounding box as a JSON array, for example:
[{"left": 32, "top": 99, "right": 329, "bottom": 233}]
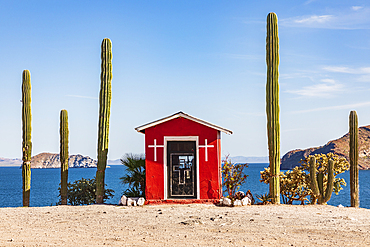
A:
[
  {"left": 199, "top": 139, "right": 214, "bottom": 162},
  {"left": 148, "top": 139, "right": 164, "bottom": 162}
]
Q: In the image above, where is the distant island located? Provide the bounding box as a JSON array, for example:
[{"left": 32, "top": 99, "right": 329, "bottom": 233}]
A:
[
  {"left": 0, "top": 157, "right": 22, "bottom": 167},
  {"left": 30, "top": 153, "right": 97, "bottom": 168},
  {"left": 281, "top": 125, "right": 370, "bottom": 170},
  {"left": 0, "top": 153, "right": 97, "bottom": 168}
]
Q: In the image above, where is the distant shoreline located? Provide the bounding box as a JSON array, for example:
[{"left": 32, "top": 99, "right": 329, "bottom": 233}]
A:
[
  {"left": 0, "top": 164, "right": 20, "bottom": 167},
  {"left": 0, "top": 156, "right": 269, "bottom": 167}
]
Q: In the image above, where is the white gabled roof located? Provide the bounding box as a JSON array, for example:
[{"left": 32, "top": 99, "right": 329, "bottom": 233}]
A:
[{"left": 135, "top": 111, "right": 233, "bottom": 135}]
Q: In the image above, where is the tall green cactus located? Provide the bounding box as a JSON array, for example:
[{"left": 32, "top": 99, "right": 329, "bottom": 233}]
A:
[
  {"left": 96, "top": 38, "right": 112, "bottom": 204},
  {"left": 60, "top": 109, "right": 69, "bottom": 205},
  {"left": 309, "top": 156, "right": 320, "bottom": 204},
  {"left": 309, "top": 157, "right": 334, "bottom": 204},
  {"left": 349, "top": 110, "right": 359, "bottom": 207},
  {"left": 22, "top": 70, "right": 32, "bottom": 207},
  {"left": 266, "top": 12, "right": 280, "bottom": 204}
]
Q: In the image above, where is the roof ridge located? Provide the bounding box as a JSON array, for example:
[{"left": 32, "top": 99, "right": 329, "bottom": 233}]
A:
[{"left": 135, "top": 112, "right": 232, "bottom": 135}]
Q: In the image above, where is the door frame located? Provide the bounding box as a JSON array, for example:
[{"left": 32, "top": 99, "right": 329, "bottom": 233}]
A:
[{"left": 163, "top": 136, "right": 200, "bottom": 200}]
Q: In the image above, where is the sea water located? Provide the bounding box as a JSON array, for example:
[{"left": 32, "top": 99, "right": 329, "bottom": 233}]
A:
[
  {"left": 241, "top": 164, "right": 370, "bottom": 208},
  {"left": 0, "top": 165, "right": 128, "bottom": 207},
  {"left": 0, "top": 164, "right": 369, "bottom": 208}
]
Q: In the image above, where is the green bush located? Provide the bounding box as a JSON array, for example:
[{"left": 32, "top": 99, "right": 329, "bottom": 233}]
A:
[
  {"left": 222, "top": 155, "right": 248, "bottom": 203},
  {"left": 57, "top": 177, "right": 114, "bottom": 205},
  {"left": 120, "top": 153, "right": 145, "bottom": 197},
  {"left": 260, "top": 153, "right": 349, "bottom": 204},
  {"left": 261, "top": 166, "right": 310, "bottom": 204},
  {"left": 255, "top": 192, "right": 272, "bottom": 205}
]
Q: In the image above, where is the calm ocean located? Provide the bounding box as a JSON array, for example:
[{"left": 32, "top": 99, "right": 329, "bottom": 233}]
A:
[{"left": 0, "top": 163, "right": 369, "bottom": 208}]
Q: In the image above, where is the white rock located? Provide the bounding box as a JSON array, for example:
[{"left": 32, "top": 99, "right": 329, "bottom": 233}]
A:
[
  {"left": 126, "top": 198, "right": 132, "bottom": 206},
  {"left": 222, "top": 197, "right": 232, "bottom": 207},
  {"left": 242, "top": 197, "right": 251, "bottom": 206},
  {"left": 137, "top": 197, "right": 145, "bottom": 206},
  {"left": 234, "top": 199, "right": 242, "bottom": 206},
  {"left": 127, "top": 198, "right": 137, "bottom": 206},
  {"left": 118, "top": 195, "right": 127, "bottom": 206},
  {"left": 219, "top": 198, "right": 224, "bottom": 205}
]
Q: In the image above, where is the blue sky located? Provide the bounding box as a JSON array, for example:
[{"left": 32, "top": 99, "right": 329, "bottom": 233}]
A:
[{"left": 1, "top": 0, "right": 370, "bottom": 160}]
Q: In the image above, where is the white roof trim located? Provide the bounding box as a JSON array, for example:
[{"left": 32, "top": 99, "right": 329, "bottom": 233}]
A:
[{"left": 135, "top": 111, "right": 233, "bottom": 135}]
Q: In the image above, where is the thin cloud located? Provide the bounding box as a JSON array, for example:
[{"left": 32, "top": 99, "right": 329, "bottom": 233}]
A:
[
  {"left": 320, "top": 78, "right": 336, "bottom": 84},
  {"left": 323, "top": 66, "right": 354, "bottom": 73},
  {"left": 280, "top": 7, "right": 370, "bottom": 29},
  {"left": 286, "top": 81, "right": 343, "bottom": 97},
  {"left": 290, "top": 101, "right": 370, "bottom": 114},
  {"left": 66, "top": 95, "right": 98, "bottom": 100},
  {"left": 294, "top": 15, "right": 333, "bottom": 24},
  {"left": 323, "top": 66, "right": 370, "bottom": 74},
  {"left": 358, "top": 74, "right": 370, "bottom": 83},
  {"left": 280, "top": 72, "right": 315, "bottom": 81},
  {"left": 323, "top": 66, "right": 370, "bottom": 83},
  {"left": 352, "top": 6, "right": 363, "bottom": 11}
]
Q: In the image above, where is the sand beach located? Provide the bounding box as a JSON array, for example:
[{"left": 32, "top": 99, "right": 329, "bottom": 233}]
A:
[{"left": 0, "top": 203, "right": 369, "bottom": 246}]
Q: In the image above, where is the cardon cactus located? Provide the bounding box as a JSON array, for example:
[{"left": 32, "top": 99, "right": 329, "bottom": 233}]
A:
[
  {"left": 22, "top": 70, "right": 32, "bottom": 207},
  {"left": 309, "top": 156, "right": 320, "bottom": 204},
  {"left": 60, "top": 109, "right": 69, "bottom": 205},
  {"left": 266, "top": 12, "right": 280, "bottom": 204},
  {"left": 309, "top": 157, "right": 334, "bottom": 204},
  {"left": 349, "top": 110, "right": 359, "bottom": 207},
  {"left": 96, "top": 38, "right": 112, "bottom": 204}
]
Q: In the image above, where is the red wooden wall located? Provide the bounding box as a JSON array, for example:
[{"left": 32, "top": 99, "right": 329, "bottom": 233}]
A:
[{"left": 144, "top": 117, "right": 221, "bottom": 202}]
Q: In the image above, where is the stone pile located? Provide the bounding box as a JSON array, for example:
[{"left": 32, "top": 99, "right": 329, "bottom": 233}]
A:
[
  {"left": 118, "top": 195, "right": 145, "bottom": 206},
  {"left": 220, "top": 190, "right": 254, "bottom": 207}
]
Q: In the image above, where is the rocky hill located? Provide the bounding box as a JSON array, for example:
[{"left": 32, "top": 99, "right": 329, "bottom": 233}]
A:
[
  {"left": 0, "top": 157, "right": 22, "bottom": 166},
  {"left": 281, "top": 125, "right": 370, "bottom": 170},
  {"left": 30, "top": 153, "right": 97, "bottom": 168}
]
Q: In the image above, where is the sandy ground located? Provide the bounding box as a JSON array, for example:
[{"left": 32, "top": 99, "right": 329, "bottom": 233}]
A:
[{"left": 0, "top": 204, "right": 369, "bottom": 247}]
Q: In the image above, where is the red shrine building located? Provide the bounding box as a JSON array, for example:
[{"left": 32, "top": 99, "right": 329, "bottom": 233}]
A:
[{"left": 135, "top": 112, "right": 232, "bottom": 204}]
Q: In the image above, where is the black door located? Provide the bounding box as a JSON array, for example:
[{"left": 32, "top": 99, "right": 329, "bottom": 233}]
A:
[{"left": 167, "top": 141, "right": 196, "bottom": 199}]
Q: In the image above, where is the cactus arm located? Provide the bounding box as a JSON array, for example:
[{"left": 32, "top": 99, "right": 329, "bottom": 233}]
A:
[
  {"left": 266, "top": 12, "right": 280, "bottom": 204},
  {"left": 309, "top": 156, "right": 320, "bottom": 204},
  {"left": 322, "top": 159, "right": 334, "bottom": 203},
  {"left": 349, "top": 110, "right": 359, "bottom": 207},
  {"left": 60, "top": 109, "right": 69, "bottom": 205},
  {"left": 96, "top": 38, "right": 113, "bottom": 204},
  {"left": 317, "top": 173, "right": 324, "bottom": 204},
  {"left": 21, "top": 70, "right": 32, "bottom": 207}
]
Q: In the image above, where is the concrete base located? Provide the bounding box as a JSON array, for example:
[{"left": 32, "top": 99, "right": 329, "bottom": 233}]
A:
[{"left": 145, "top": 199, "right": 220, "bottom": 205}]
